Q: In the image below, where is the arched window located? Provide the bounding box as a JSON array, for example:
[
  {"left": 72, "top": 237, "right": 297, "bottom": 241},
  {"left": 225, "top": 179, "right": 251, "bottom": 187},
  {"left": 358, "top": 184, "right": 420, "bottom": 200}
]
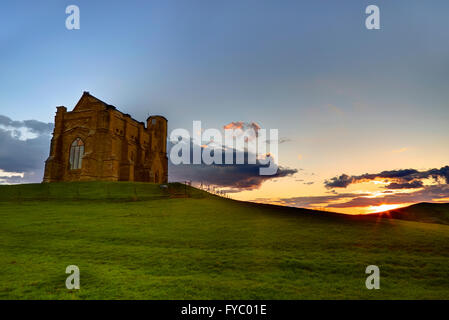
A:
[{"left": 69, "top": 138, "right": 84, "bottom": 170}]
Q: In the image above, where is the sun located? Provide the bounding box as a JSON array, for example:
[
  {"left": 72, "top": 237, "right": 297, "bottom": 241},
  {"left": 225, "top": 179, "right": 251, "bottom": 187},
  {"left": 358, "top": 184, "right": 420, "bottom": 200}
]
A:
[{"left": 367, "top": 204, "right": 402, "bottom": 213}]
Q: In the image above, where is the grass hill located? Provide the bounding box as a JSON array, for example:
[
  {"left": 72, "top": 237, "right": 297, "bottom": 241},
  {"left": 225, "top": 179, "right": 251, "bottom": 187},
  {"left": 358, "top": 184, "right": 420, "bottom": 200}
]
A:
[
  {"left": 371, "top": 203, "right": 449, "bottom": 225},
  {"left": 0, "top": 182, "right": 448, "bottom": 299}
]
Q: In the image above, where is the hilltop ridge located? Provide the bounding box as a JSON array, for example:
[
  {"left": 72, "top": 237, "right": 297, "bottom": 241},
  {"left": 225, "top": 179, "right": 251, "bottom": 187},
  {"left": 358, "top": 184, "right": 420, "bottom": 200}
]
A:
[{"left": 371, "top": 202, "right": 449, "bottom": 225}]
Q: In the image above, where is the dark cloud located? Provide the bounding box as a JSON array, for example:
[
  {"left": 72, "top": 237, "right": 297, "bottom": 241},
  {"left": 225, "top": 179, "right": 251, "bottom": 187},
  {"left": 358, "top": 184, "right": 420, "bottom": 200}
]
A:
[
  {"left": 169, "top": 162, "right": 296, "bottom": 190},
  {"left": 325, "top": 166, "right": 449, "bottom": 189},
  {"left": 386, "top": 180, "right": 423, "bottom": 189},
  {"left": 257, "top": 192, "right": 371, "bottom": 208},
  {"left": 168, "top": 140, "right": 297, "bottom": 191},
  {"left": 0, "top": 115, "right": 53, "bottom": 135},
  {"left": 314, "top": 166, "right": 449, "bottom": 209},
  {"left": 325, "top": 174, "right": 354, "bottom": 188},
  {"left": 0, "top": 115, "right": 52, "bottom": 184},
  {"left": 0, "top": 115, "right": 22, "bottom": 127},
  {"left": 327, "top": 185, "right": 449, "bottom": 208},
  {"left": 22, "top": 120, "right": 54, "bottom": 135}
]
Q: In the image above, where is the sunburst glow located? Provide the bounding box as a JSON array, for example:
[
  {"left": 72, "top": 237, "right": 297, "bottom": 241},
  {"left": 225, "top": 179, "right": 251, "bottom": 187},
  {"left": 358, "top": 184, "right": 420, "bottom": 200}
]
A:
[{"left": 367, "top": 204, "right": 402, "bottom": 213}]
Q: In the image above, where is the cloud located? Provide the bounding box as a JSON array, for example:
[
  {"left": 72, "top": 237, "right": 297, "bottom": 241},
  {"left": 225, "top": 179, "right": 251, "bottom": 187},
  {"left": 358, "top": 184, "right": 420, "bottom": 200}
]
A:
[
  {"left": 0, "top": 115, "right": 53, "bottom": 184},
  {"left": 223, "top": 121, "right": 261, "bottom": 134},
  {"left": 170, "top": 121, "right": 297, "bottom": 191},
  {"left": 257, "top": 192, "right": 371, "bottom": 208},
  {"left": 222, "top": 121, "right": 261, "bottom": 145},
  {"left": 259, "top": 165, "right": 449, "bottom": 210},
  {"left": 0, "top": 169, "right": 24, "bottom": 178},
  {"left": 327, "top": 185, "right": 449, "bottom": 208},
  {"left": 0, "top": 169, "right": 26, "bottom": 184},
  {"left": 170, "top": 162, "right": 297, "bottom": 190},
  {"left": 324, "top": 173, "right": 354, "bottom": 188},
  {"left": 257, "top": 184, "right": 449, "bottom": 210},
  {"left": 168, "top": 139, "right": 297, "bottom": 191},
  {"left": 325, "top": 166, "right": 449, "bottom": 189},
  {"left": 22, "top": 120, "right": 54, "bottom": 135},
  {"left": 0, "top": 115, "right": 53, "bottom": 138},
  {"left": 386, "top": 180, "right": 423, "bottom": 189}
]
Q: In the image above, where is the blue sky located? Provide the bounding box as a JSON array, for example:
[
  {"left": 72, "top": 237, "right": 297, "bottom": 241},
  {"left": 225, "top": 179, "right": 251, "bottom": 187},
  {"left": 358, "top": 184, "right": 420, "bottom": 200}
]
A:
[{"left": 1, "top": 1, "right": 449, "bottom": 212}]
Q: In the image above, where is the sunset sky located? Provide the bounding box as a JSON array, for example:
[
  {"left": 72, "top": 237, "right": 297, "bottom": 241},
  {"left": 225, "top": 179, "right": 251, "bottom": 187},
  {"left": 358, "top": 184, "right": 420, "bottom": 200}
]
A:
[{"left": 1, "top": 0, "right": 448, "bottom": 214}]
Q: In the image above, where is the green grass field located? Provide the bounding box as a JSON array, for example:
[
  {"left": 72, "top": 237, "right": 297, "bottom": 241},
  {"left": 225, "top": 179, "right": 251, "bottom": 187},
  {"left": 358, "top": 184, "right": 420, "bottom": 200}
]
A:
[{"left": 1, "top": 182, "right": 448, "bottom": 299}]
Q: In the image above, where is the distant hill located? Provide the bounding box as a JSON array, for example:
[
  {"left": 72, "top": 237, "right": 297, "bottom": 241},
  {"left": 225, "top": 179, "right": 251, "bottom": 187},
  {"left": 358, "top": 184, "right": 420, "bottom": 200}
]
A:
[{"left": 370, "top": 202, "right": 449, "bottom": 225}]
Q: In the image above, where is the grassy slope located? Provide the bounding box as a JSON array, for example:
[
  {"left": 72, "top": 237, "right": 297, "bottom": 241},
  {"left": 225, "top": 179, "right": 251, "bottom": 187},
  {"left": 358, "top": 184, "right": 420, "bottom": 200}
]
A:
[{"left": 0, "top": 182, "right": 448, "bottom": 299}]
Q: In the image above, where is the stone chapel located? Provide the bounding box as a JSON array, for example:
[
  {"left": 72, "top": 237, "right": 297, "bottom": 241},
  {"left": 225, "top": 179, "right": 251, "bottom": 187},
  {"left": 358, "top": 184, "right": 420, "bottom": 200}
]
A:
[{"left": 43, "top": 92, "right": 168, "bottom": 183}]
